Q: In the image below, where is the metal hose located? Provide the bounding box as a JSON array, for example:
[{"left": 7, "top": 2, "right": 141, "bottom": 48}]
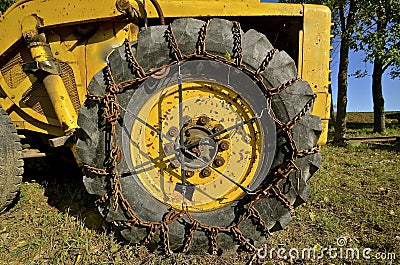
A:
[{"left": 148, "top": 0, "right": 165, "bottom": 25}]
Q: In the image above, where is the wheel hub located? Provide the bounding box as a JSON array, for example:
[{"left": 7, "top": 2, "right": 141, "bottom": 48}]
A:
[
  {"left": 121, "top": 61, "right": 276, "bottom": 212},
  {"left": 164, "top": 118, "right": 226, "bottom": 173}
]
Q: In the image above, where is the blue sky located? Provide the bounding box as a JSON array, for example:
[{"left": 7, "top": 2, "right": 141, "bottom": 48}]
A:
[
  {"left": 260, "top": 0, "right": 399, "bottom": 112},
  {"left": 330, "top": 50, "right": 399, "bottom": 112}
]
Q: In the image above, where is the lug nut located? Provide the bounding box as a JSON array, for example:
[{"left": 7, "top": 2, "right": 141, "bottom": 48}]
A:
[
  {"left": 200, "top": 167, "right": 212, "bottom": 178},
  {"left": 185, "top": 171, "right": 194, "bottom": 177},
  {"left": 213, "top": 156, "right": 225, "bottom": 167},
  {"left": 168, "top": 126, "right": 179, "bottom": 137},
  {"left": 213, "top": 124, "right": 224, "bottom": 133},
  {"left": 219, "top": 140, "right": 229, "bottom": 151},
  {"left": 198, "top": 115, "right": 210, "bottom": 125},
  {"left": 164, "top": 143, "right": 174, "bottom": 154},
  {"left": 170, "top": 158, "right": 181, "bottom": 169},
  {"left": 183, "top": 115, "right": 192, "bottom": 126}
]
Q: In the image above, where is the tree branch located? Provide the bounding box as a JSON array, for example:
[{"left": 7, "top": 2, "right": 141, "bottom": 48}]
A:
[{"left": 383, "top": 58, "right": 395, "bottom": 72}]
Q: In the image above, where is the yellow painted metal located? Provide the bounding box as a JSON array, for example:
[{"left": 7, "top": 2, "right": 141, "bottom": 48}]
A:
[
  {"left": 0, "top": 1, "right": 137, "bottom": 136},
  {"left": 28, "top": 43, "right": 50, "bottom": 62},
  {"left": 297, "top": 29, "right": 304, "bottom": 78},
  {"left": 0, "top": 69, "right": 63, "bottom": 135},
  {"left": 313, "top": 92, "right": 331, "bottom": 144},
  {"left": 145, "top": 0, "right": 303, "bottom": 18},
  {"left": 302, "top": 5, "right": 331, "bottom": 93},
  {"left": 8, "top": 108, "right": 63, "bottom": 135},
  {"left": 85, "top": 23, "right": 138, "bottom": 89},
  {"left": 313, "top": 92, "right": 331, "bottom": 118},
  {"left": 320, "top": 120, "right": 329, "bottom": 145},
  {"left": 0, "top": 0, "right": 331, "bottom": 145},
  {"left": 0, "top": 0, "right": 141, "bottom": 55},
  {"left": 20, "top": 15, "right": 41, "bottom": 42},
  {"left": 129, "top": 81, "right": 263, "bottom": 212},
  {"left": 21, "top": 14, "right": 79, "bottom": 133},
  {"left": 301, "top": 5, "right": 332, "bottom": 145},
  {"left": 42, "top": 74, "right": 78, "bottom": 132},
  {"left": 47, "top": 34, "right": 86, "bottom": 108}
]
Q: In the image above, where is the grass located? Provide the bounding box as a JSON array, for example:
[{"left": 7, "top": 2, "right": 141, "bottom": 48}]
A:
[
  {"left": 258, "top": 141, "right": 400, "bottom": 264},
  {"left": 344, "top": 112, "right": 400, "bottom": 138},
  {"left": 0, "top": 114, "right": 399, "bottom": 264}
]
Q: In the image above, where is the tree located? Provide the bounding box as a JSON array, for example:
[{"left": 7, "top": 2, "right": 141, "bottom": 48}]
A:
[
  {"left": 280, "top": 0, "right": 360, "bottom": 143},
  {"left": 356, "top": 0, "right": 400, "bottom": 134},
  {"left": 334, "top": 0, "right": 358, "bottom": 142}
]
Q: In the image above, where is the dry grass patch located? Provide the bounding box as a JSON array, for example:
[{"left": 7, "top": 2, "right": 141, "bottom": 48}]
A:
[{"left": 0, "top": 132, "right": 399, "bottom": 264}]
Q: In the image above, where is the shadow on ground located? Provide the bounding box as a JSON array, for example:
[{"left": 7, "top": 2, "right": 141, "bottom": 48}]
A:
[
  {"left": 369, "top": 141, "right": 400, "bottom": 152},
  {"left": 347, "top": 122, "right": 400, "bottom": 130},
  {"left": 22, "top": 148, "right": 107, "bottom": 231}
]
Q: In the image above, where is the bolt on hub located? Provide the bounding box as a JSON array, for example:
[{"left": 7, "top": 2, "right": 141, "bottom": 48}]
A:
[
  {"left": 213, "top": 155, "right": 225, "bottom": 167},
  {"left": 200, "top": 167, "right": 211, "bottom": 178},
  {"left": 219, "top": 140, "right": 229, "bottom": 151}
]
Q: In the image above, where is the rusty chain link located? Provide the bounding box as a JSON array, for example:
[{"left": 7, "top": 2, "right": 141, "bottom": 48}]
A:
[
  {"left": 83, "top": 20, "right": 320, "bottom": 256},
  {"left": 206, "top": 227, "right": 219, "bottom": 255},
  {"left": 232, "top": 21, "right": 243, "bottom": 67},
  {"left": 272, "top": 185, "right": 295, "bottom": 212},
  {"left": 296, "top": 145, "right": 321, "bottom": 159},
  {"left": 161, "top": 223, "right": 172, "bottom": 255},
  {"left": 231, "top": 226, "right": 256, "bottom": 252},
  {"left": 195, "top": 20, "right": 209, "bottom": 55},
  {"left": 182, "top": 220, "right": 200, "bottom": 253},
  {"left": 165, "top": 24, "right": 184, "bottom": 62},
  {"left": 124, "top": 40, "right": 146, "bottom": 78},
  {"left": 255, "top": 48, "right": 278, "bottom": 76},
  {"left": 287, "top": 94, "right": 317, "bottom": 130},
  {"left": 248, "top": 206, "right": 270, "bottom": 237},
  {"left": 142, "top": 224, "right": 160, "bottom": 245},
  {"left": 269, "top": 77, "right": 300, "bottom": 96}
]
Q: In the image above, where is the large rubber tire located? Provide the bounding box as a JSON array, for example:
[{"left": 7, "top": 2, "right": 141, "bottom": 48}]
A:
[
  {"left": 77, "top": 18, "right": 321, "bottom": 253},
  {"left": 0, "top": 107, "right": 23, "bottom": 213}
]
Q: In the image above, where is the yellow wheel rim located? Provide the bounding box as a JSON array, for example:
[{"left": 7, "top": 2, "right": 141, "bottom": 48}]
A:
[{"left": 126, "top": 79, "right": 264, "bottom": 212}]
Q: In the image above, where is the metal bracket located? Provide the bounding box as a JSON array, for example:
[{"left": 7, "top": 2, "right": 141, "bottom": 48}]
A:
[
  {"left": 116, "top": 0, "right": 139, "bottom": 23},
  {"left": 49, "top": 135, "right": 72, "bottom": 147},
  {"left": 22, "top": 60, "right": 61, "bottom": 75},
  {"left": 49, "top": 128, "right": 77, "bottom": 147}
]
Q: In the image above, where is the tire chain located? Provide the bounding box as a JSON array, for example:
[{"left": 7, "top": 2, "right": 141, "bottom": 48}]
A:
[{"left": 83, "top": 20, "right": 320, "bottom": 255}]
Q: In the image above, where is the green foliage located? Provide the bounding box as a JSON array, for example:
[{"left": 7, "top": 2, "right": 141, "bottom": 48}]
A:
[
  {"left": 280, "top": 0, "right": 400, "bottom": 78},
  {"left": 0, "top": 0, "right": 17, "bottom": 13},
  {"left": 356, "top": 0, "right": 400, "bottom": 78}
]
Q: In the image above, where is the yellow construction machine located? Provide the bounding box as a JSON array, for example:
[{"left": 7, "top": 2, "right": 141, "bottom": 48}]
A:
[{"left": 0, "top": 0, "right": 331, "bottom": 254}]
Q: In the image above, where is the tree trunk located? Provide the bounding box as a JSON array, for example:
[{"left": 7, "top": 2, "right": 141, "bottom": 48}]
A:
[
  {"left": 334, "top": 42, "right": 349, "bottom": 143},
  {"left": 333, "top": 1, "right": 357, "bottom": 143},
  {"left": 371, "top": 10, "right": 388, "bottom": 135},
  {"left": 372, "top": 57, "right": 386, "bottom": 134}
]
